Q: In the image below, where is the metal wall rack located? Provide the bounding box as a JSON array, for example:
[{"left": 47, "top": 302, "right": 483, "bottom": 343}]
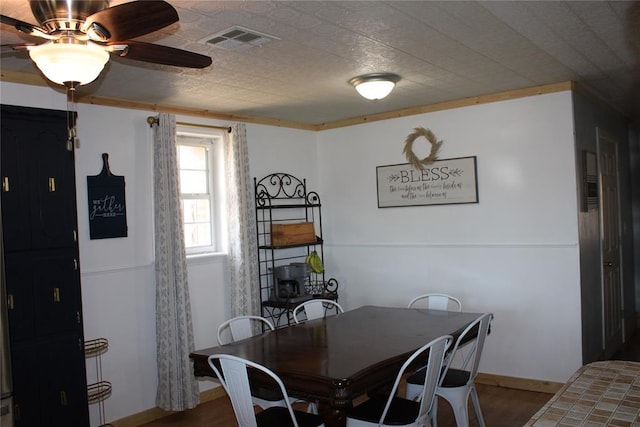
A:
[
  {"left": 254, "top": 173, "right": 338, "bottom": 327},
  {"left": 84, "top": 338, "right": 113, "bottom": 427}
]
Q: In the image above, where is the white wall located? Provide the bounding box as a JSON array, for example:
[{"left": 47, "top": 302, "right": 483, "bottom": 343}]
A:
[
  {"left": 317, "top": 92, "right": 584, "bottom": 382},
  {"left": 1, "top": 82, "right": 584, "bottom": 423}
]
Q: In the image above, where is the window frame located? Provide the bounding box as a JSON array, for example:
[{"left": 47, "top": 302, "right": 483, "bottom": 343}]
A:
[{"left": 176, "top": 126, "right": 226, "bottom": 256}]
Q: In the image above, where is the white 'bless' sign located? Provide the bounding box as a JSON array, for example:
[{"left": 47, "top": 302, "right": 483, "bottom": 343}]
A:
[{"left": 376, "top": 156, "right": 478, "bottom": 208}]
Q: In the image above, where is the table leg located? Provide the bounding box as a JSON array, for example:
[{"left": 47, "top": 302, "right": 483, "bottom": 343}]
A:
[{"left": 318, "top": 402, "right": 347, "bottom": 427}]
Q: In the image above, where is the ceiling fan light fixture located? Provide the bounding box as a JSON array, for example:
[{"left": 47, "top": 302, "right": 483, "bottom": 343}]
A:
[
  {"left": 28, "top": 41, "right": 109, "bottom": 87},
  {"left": 349, "top": 73, "right": 400, "bottom": 100}
]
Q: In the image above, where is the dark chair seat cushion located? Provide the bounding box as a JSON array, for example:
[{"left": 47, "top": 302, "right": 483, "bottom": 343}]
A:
[
  {"left": 440, "top": 368, "right": 470, "bottom": 387},
  {"left": 256, "top": 407, "right": 324, "bottom": 427},
  {"left": 406, "top": 367, "right": 471, "bottom": 389},
  {"left": 346, "top": 395, "right": 420, "bottom": 425}
]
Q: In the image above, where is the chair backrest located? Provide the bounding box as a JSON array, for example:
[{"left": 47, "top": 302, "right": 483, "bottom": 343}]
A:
[
  {"left": 293, "top": 299, "right": 344, "bottom": 323},
  {"left": 407, "top": 293, "right": 462, "bottom": 312},
  {"left": 379, "top": 335, "right": 452, "bottom": 425},
  {"left": 208, "top": 354, "right": 300, "bottom": 427},
  {"left": 217, "top": 315, "right": 275, "bottom": 346},
  {"left": 441, "top": 312, "right": 493, "bottom": 385}
]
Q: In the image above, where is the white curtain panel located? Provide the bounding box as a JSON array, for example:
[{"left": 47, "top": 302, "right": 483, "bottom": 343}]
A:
[
  {"left": 152, "top": 113, "right": 199, "bottom": 411},
  {"left": 224, "top": 123, "right": 260, "bottom": 316}
]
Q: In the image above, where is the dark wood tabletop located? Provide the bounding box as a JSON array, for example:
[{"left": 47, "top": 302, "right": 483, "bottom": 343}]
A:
[{"left": 189, "top": 305, "right": 483, "bottom": 427}]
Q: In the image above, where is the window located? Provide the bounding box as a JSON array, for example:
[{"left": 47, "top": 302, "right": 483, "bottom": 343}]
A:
[{"left": 176, "top": 129, "right": 224, "bottom": 254}]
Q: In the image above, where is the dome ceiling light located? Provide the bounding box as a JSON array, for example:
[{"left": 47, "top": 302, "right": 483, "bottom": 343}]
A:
[
  {"left": 349, "top": 73, "right": 400, "bottom": 100},
  {"left": 28, "top": 39, "right": 110, "bottom": 88}
]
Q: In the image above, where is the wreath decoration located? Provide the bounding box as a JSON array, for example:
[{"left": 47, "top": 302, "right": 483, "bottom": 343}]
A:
[{"left": 402, "top": 127, "right": 443, "bottom": 170}]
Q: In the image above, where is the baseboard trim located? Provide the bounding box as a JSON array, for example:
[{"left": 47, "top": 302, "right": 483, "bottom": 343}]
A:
[
  {"left": 110, "top": 386, "right": 226, "bottom": 427},
  {"left": 475, "top": 373, "right": 563, "bottom": 394}
]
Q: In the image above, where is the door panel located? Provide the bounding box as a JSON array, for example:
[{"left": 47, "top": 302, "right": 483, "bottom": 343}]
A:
[
  {"left": 4, "top": 250, "right": 81, "bottom": 340},
  {"left": 11, "top": 341, "right": 41, "bottom": 427},
  {"left": 3, "top": 253, "right": 35, "bottom": 341},
  {"left": 30, "top": 126, "right": 77, "bottom": 249},
  {"left": 33, "top": 250, "right": 81, "bottom": 336},
  {"left": 39, "top": 334, "right": 90, "bottom": 427},
  {"left": 0, "top": 123, "right": 31, "bottom": 252},
  {"left": 11, "top": 335, "right": 90, "bottom": 427},
  {"left": 0, "top": 105, "right": 77, "bottom": 251},
  {"left": 598, "top": 131, "right": 622, "bottom": 359}
]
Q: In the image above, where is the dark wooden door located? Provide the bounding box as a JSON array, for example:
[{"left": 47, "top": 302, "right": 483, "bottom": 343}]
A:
[
  {"left": 598, "top": 130, "right": 623, "bottom": 358},
  {"left": 1, "top": 104, "right": 89, "bottom": 427}
]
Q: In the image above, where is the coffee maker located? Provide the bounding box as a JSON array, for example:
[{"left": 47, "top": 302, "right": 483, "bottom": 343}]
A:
[{"left": 272, "top": 262, "right": 310, "bottom": 301}]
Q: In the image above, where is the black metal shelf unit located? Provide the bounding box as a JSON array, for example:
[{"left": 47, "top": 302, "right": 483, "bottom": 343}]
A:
[{"left": 254, "top": 173, "right": 337, "bottom": 327}]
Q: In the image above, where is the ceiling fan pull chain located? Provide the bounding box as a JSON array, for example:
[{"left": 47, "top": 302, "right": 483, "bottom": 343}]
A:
[{"left": 66, "top": 87, "right": 78, "bottom": 151}]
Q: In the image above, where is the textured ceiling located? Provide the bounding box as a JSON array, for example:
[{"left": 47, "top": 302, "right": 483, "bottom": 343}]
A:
[{"left": 1, "top": 1, "right": 639, "bottom": 126}]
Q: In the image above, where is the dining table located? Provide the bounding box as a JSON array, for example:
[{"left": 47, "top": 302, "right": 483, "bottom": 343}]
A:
[{"left": 189, "top": 305, "right": 484, "bottom": 427}]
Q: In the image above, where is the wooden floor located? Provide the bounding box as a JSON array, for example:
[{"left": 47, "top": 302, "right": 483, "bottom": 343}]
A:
[
  {"left": 141, "top": 329, "right": 640, "bottom": 427},
  {"left": 140, "top": 383, "right": 551, "bottom": 427}
]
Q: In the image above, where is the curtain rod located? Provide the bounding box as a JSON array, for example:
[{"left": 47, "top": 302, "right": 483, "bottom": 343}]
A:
[{"left": 146, "top": 116, "right": 231, "bottom": 133}]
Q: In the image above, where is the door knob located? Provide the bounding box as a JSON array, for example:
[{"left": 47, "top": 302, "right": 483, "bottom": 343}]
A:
[{"left": 603, "top": 261, "right": 613, "bottom": 267}]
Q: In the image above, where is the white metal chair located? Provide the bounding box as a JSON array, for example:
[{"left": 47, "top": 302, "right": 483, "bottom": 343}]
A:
[
  {"left": 208, "top": 354, "right": 325, "bottom": 427},
  {"left": 293, "top": 299, "right": 344, "bottom": 323},
  {"left": 405, "top": 313, "right": 493, "bottom": 427},
  {"left": 345, "top": 334, "right": 452, "bottom": 427},
  {"left": 407, "top": 294, "right": 468, "bottom": 368},
  {"left": 407, "top": 293, "right": 462, "bottom": 312},
  {"left": 217, "top": 315, "right": 275, "bottom": 346},
  {"left": 217, "top": 315, "right": 295, "bottom": 411}
]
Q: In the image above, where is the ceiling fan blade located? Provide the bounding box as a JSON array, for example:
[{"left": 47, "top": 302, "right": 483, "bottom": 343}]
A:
[
  {"left": 108, "top": 41, "right": 212, "bottom": 69},
  {"left": 1, "top": 43, "right": 37, "bottom": 52},
  {"left": 0, "top": 14, "right": 52, "bottom": 39},
  {"left": 83, "top": 0, "right": 179, "bottom": 42}
]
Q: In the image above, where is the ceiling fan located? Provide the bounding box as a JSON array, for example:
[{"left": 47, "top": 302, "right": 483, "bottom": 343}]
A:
[{"left": 0, "top": 0, "right": 212, "bottom": 89}]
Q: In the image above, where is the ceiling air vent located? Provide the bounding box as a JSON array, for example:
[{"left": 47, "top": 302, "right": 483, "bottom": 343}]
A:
[{"left": 200, "top": 26, "right": 279, "bottom": 51}]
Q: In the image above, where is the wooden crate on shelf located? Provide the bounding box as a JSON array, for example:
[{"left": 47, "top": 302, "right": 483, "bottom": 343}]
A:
[{"left": 271, "top": 222, "right": 316, "bottom": 246}]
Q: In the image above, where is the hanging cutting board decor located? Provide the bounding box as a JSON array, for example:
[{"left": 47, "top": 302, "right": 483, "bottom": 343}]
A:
[{"left": 87, "top": 153, "right": 128, "bottom": 239}]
